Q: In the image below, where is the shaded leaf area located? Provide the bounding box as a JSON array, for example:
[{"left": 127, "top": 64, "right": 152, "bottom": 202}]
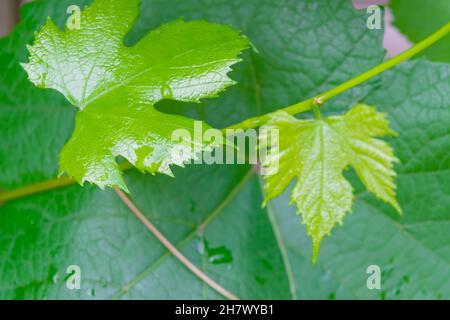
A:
[
  {"left": 0, "top": 0, "right": 384, "bottom": 188},
  {"left": 390, "top": 0, "right": 450, "bottom": 62}
]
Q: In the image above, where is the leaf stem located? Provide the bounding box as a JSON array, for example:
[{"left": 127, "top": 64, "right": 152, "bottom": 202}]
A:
[
  {"left": 0, "top": 161, "right": 132, "bottom": 204},
  {"left": 114, "top": 188, "right": 238, "bottom": 300},
  {"left": 226, "top": 20, "right": 450, "bottom": 130},
  {"left": 0, "top": 176, "right": 75, "bottom": 204}
]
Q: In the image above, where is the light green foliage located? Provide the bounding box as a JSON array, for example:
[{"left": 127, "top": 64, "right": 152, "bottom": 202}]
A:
[
  {"left": 261, "top": 105, "right": 400, "bottom": 262},
  {"left": 22, "top": 0, "right": 248, "bottom": 190},
  {"left": 390, "top": 0, "right": 450, "bottom": 62}
]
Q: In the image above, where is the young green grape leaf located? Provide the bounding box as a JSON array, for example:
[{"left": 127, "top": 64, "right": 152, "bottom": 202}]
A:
[
  {"left": 390, "top": 0, "right": 450, "bottom": 62},
  {"left": 260, "top": 104, "right": 401, "bottom": 262},
  {"left": 22, "top": 0, "right": 249, "bottom": 190}
]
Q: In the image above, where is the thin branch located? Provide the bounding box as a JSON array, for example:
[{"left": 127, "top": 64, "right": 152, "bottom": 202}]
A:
[
  {"left": 114, "top": 188, "right": 238, "bottom": 300},
  {"left": 226, "top": 20, "right": 450, "bottom": 131},
  {"left": 2, "top": 22, "right": 450, "bottom": 203}
]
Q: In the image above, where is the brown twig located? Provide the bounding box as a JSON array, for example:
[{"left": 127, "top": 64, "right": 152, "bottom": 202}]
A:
[
  {"left": 114, "top": 188, "right": 238, "bottom": 300},
  {"left": 0, "top": 0, "right": 20, "bottom": 37}
]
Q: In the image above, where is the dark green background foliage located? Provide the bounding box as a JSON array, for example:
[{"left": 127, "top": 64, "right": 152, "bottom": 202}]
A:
[{"left": 0, "top": 0, "right": 449, "bottom": 299}]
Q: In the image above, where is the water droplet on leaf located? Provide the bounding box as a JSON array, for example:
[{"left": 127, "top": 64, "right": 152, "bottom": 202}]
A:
[{"left": 161, "top": 84, "right": 173, "bottom": 98}]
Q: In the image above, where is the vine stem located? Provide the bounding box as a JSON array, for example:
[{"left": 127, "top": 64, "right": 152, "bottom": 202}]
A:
[
  {"left": 114, "top": 188, "right": 238, "bottom": 300},
  {"left": 225, "top": 20, "right": 450, "bottom": 131},
  {"left": 0, "top": 21, "right": 450, "bottom": 204},
  {"left": 0, "top": 176, "right": 75, "bottom": 203}
]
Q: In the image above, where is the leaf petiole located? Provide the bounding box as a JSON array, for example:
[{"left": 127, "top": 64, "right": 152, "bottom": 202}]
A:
[{"left": 226, "top": 21, "right": 450, "bottom": 131}]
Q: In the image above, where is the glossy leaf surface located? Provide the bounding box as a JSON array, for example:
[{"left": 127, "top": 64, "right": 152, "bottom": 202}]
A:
[
  {"left": 22, "top": 0, "right": 248, "bottom": 190},
  {"left": 260, "top": 104, "right": 400, "bottom": 261}
]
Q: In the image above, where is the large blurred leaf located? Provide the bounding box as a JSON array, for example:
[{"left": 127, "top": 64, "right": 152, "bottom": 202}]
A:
[{"left": 0, "top": 164, "right": 296, "bottom": 299}]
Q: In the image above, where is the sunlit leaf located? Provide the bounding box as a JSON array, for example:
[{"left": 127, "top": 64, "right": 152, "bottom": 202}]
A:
[{"left": 22, "top": 0, "right": 249, "bottom": 190}]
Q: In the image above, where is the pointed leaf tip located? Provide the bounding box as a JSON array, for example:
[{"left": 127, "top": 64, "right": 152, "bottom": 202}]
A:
[
  {"left": 260, "top": 104, "right": 401, "bottom": 263},
  {"left": 312, "top": 239, "right": 321, "bottom": 265}
]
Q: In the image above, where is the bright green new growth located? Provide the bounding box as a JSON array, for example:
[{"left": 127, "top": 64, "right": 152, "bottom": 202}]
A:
[
  {"left": 22, "top": 0, "right": 249, "bottom": 190},
  {"left": 59, "top": 104, "right": 215, "bottom": 192},
  {"left": 260, "top": 104, "right": 401, "bottom": 263}
]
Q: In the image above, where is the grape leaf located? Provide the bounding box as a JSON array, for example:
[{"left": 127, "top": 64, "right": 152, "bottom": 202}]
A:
[
  {"left": 260, "top": 104, "right": 400, "bottom": 262},
  {"left": 390, "top": 0, "right": 450, "bottom": 62},
  {"left": 22, "top": 0, "right": 249, "bottom": 190},
  {"left": 6, "top": 0, "right": 449, "bottom": 300}
]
